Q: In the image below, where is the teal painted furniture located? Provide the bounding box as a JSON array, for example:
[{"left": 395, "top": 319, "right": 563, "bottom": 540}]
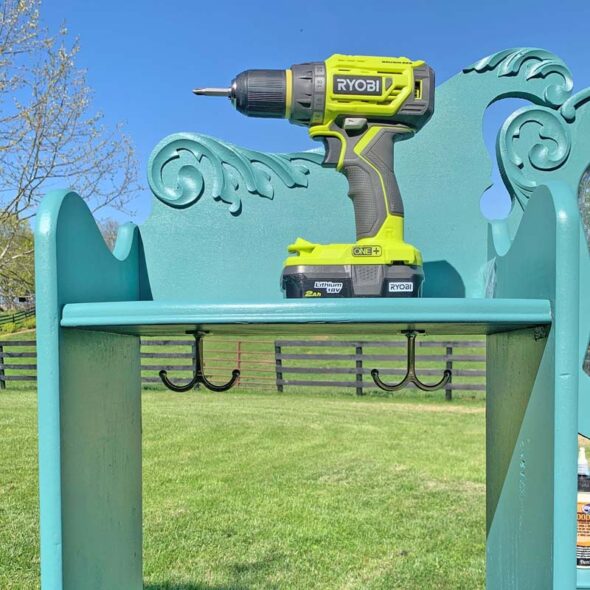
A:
[{"left": 35, "top": 48, "right": 590, "bottom": 589}]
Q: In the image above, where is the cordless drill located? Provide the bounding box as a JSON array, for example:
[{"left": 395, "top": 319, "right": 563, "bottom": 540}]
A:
[{"left": 194, "top": 54, "right": 434, "bottom": 298}]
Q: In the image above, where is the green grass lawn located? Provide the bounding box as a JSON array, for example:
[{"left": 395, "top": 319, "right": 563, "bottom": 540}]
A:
[{"left": 0, "top": 389, "right": 486, "bottom": 589}]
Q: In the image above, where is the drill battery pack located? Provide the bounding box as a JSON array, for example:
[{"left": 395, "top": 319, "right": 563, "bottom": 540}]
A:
[{"left": 281, "top": 264, "right": 424, "bottom": 298}]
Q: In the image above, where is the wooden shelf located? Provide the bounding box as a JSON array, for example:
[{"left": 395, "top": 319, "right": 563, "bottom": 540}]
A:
[{"left": 60, "top": 298, "right": 552, "bottom": 336}]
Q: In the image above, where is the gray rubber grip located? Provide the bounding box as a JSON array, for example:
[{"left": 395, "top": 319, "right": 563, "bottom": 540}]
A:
[{"left": 342, "top": 127, "right": 404, "bottom": 240}]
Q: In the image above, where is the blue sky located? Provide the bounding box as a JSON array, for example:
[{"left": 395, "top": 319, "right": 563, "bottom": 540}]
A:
[{"left": 43, "top": 0, "right": 590, "bottom": 222}]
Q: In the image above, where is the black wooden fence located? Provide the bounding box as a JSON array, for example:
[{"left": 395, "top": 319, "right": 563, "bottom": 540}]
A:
[
  {"left": 274, "top": 339, "right": 486, "bottom": 400},
  {"left": 0, "top": 307, "right": 35, "bottom": 327},
  {"left": 0, "top": 340, "right": 36, "bottom": 388},
  {"left": 0, "top": 337, "right": 486, "bottom": 398},
  {"left": 140, "top": 338, "right": 278, "bottom": 390}
]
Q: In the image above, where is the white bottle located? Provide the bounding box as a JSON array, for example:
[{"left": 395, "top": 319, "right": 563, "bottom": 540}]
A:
[{"left": 579, "top": 447, "right": 589, "bottom": 477}]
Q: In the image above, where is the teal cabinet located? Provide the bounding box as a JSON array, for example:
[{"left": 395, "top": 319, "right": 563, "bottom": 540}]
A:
[{"left": 35, "top": 48, "right": 590, "bottom": 589}]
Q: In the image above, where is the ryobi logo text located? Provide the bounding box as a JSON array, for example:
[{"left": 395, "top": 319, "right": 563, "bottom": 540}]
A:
[
  {"left": 333, "top": 75, "right": 382, "bottom": 95},
  {"left": 389, "top": 282, "right": 414, "bottom": 293}
]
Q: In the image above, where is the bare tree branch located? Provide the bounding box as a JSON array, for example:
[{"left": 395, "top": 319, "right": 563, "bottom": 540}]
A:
[{"left": 0, "top": 0, "right": 141, "bottom": 305}]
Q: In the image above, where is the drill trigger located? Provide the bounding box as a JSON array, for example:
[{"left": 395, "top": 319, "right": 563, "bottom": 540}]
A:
[{"left": 320, "top": 136, "right": 342, "bottom": 168}]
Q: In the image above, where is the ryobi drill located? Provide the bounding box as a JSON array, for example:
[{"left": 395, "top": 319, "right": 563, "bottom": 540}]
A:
[{"left": 194, "top": 54, "right": 434, "bottom": 298}]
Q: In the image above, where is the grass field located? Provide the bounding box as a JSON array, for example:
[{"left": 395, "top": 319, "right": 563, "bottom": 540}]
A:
[{"left": 0, "top": 387, "right": 486, "bottom": 589}]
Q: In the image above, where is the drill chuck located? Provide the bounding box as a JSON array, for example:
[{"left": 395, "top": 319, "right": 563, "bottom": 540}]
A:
[
  {"left": 195, "top": 69, "right": 287, "bottom": 118},
  {"left": 194, "top": 63, "right": 328, "bottom": 125},
  {"left": 232, "top": 70, "right": 286, "bottom": 118}
]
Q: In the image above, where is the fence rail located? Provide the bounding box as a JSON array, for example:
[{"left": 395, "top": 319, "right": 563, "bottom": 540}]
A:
[
  {"left": 0, "top": 340, "right": 37, "bottom": 388},
  {"left": 274, "top": 339, "right": 485, "bottom": 400},
  {"left": 0, "top": 336, "right": 486, "bottom": 398},
  {"left": 0, "top": 307, "right": 35, "bottom": 326}
]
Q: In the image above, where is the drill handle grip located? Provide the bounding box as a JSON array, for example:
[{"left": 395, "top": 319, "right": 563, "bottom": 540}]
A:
[
  {"left": 318, "top": 124, "right": 410, "bottom": 241},
  {"left": 341, "top": 126, "right": 407, "bottom": 241}
]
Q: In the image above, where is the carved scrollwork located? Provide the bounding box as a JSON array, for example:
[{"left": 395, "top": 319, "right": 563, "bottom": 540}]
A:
[
  {"left": 498, "top": 106, "right": 571, "bottom": 209},
  {"left": 463, "top": 47, "right": 573, "bottom": 107},
  {"left": 148, "top": 133, "right": 323, "bottom": 212},
  {"left": 560, "top": 88, "right": 590, "bottom": 122}
]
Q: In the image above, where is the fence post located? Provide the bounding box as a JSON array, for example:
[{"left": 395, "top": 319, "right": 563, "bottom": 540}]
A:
[
  {"left": 191, "top": 338, "right": 199, "bottom": 391},
  {"left": 0, "top": 343, "right": 5, "bottom": 390},
  {"left": 236, "top": 340, "right": 242, "bottom": 387},
  {"left": 445, "top": 344, "right": 453, "bottom": 401},
  {"left": 355, "top": 343, "right": 363, "bottom": 396},
  {"left": 274, "top": 342, "right": 283, "bottom": 392}
]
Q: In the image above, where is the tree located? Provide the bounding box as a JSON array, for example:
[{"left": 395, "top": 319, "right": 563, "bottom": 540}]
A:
[
  {"left": 98, "top": 217, "right": 119, "bottom": 252},
  {"left": 0, "top": 214, "right": 33, "bottom": 308},
  {"left": 0, "top": 0, "right": 140, "bottom": 304}
]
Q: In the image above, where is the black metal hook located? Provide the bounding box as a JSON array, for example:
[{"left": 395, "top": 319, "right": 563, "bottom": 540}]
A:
[
  {"left": 159, "top": 332, "right": 240, "bottom": 392},
  {"left": 371, "top": 330, "right": 452, "bottom": 392}
]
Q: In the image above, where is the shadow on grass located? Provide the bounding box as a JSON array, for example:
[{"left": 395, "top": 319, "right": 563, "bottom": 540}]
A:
[{"left": 145, "top": 554, "right": 280, "bottom": 589}]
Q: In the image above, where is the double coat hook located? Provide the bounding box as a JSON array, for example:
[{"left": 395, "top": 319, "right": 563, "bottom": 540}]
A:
[
  {"left": 371, "top": 330, "right": 452, "bottom": 392},
  {"left": 159, "top": 332, "right": 240, "bottom": 392}
]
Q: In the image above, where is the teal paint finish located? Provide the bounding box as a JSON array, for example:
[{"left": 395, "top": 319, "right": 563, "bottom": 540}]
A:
[
  {"left": 491, "top": 53, "right": 590, "bottom": 446},
  {"left": 60, "top": 330, "right": 142, "bottom": 589},
  {"left": 464, "top": 49, "right": 573, "bottom": 108},
  {"left": 60, "top": 297, "right": 551, "bottom": 335},
  {"left": 487, "top": 329, "right": 551, "bottom": 585},
  {"left": 33, "top": 48, "right": 590, "bottom": 589},
  {"left": 35, "top": 190, "right": 142, "bottom": 590},
  {"left": 139, "top": 49, "right": 574, "bottom": 303},
  {"left": 147, "top": 133, "right": 323, "bottom": 211},
  {"left": 578, "top": 202, "right": 590, "bottom": 439},
  {"left": 496, "top": 73, "right": 590, "bottom": 245},
  {"left": 488, "top": 182, "right": 580, "bottom": 588}
]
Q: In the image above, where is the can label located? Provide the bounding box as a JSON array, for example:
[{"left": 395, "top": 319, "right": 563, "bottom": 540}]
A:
[{"left": 578, "top": 500, "right": 590, "bottom": 567}]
